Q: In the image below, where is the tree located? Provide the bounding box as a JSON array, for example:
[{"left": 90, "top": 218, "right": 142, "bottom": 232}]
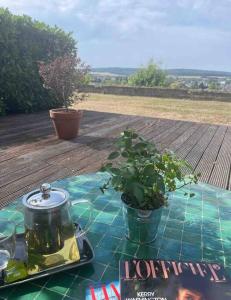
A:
[
  {"left": 170, "top": 81, "right": 186, "bottom": 89},
  {"left": 38, "top": 54, "right": 90, "bottom": 110},
  {"left": 128, "top": 60, "right": 166, "bottom": 87},
  {"left": 208, "top": 81, "right": 220, "bottom": 91}
]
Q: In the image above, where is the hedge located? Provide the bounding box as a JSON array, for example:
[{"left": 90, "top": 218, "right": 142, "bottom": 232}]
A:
[{"left": 0, "top": 8, "right": 77, "bottom": 115}]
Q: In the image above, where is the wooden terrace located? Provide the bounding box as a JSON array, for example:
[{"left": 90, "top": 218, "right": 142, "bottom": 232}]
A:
[{"left": 0, "top": 110, "right": 231, "bottom": 208}]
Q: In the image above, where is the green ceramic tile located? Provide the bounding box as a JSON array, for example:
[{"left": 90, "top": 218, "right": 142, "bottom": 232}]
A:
[
  {"left": 220, "top": 220, "right": 231, "bottom": 231},
  {"left": 45, "top": 273, "right": 75, "bottom": 295},
  {"left": 112, "top": 215, "right": 124, "bottom": 226},
  {"left": 161, "top": 208, "right": 170, "bottom": 216},
  {"left": 94, "top": 247, "right": 114, "bottom": 265},
  {"left": 116, "top": 239, "right": 139, "bottom": 256},
  {"left": 107, "top": 225, "right": 124, "bottom": 238},
  {"left": 0, "top": 286, "right": 16, "bottom": 299},
  {"left": 203, "top": 238, "right": 223, "bottom": 251},
  {"left": 81, "top": 209, "right": 99, "bottom": 220},
  {"left": 150, "top": 235, "right": 164, "bottom": 248},
  {"left": 94, "top": 212, "right": 116, "bottom": 225},
  {"left": 185, "top": 213, "right": 200, "bottom": 222},
  {"left": 31, "top": 276, "right": 51, "bottom": 287},
  {"left": 86, "top": 231, "right": 103, "bottom": 247},
  {"left": 37, "top": 288, "right": 67, "bottom": 300},
  {"left": 158, "top": 250, "right": 180, "bottom": 260},
  {"left": 184, "top": 221, "right": 202, "bottom": 234},
  {"left": 181, "top": 243, "right": 202, "bottom": 260},
  {"left": 97, "top": 235, "right": 121, "bottom": 251},
  {"left": 103, "top": 203, "right": 120, "bottom": 214},
  {"left": 69, "top": 262, "right": 106, "bottom": 281},
  {"left": 157, "top": 224, "right": 166, "bottom": 235},
  {"left": 6, "top": 283, "right": 41, "bottom": 300},
  {"left": 109, "top": 252, "right": 134, "bottom": 268},
  {"left": 223, "top": 242, "right": 231, "bottom": 255},
  {"left": 186, "top": 207, "right": 202, "bottom": 215},
  {"left": 89, "top": 222, "right": 109, "bottom": 234},
  {"left": 225, "top": 256, "right": 231, "bottom": 266},
  {"left": 71, "top": 206, "right": 88, "bottom": 217},
  {"left": 164, "top": 227, "right": 182, "bottom": 240},
  {"left": 136, "top": 245, "right": 158, "bottom": 259},
  {"left": 182, "top": 231, "right": 201, "bottom": 245},
  {"left": 67, "top": 277, "right": 94, "bottom": 299},
  {"left": 202, "top": 226, "right": 221, "bottom": 239},
  {"left": 159, "top": 238, "right": 182, "bottom": 253},
  {"left": 93, "top": 198, "right": 109, "bottom": 210},
  {"left": 169, "top": 210, "right": 185, "bottom": 221},
  {"left": 0, "top": 172, "right": 230, "bottom": 300},
  {"left": 101, "top": 266, "right": 119, "bottom": 283},
  {"left": 166, "top": 219, "right": 184, "bottom": 231},
  {"left": 203, "top": 248, "right": 225, "bottom": 263}
]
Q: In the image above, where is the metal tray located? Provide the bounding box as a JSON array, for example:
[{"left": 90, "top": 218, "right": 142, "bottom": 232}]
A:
[{"left": 0, "top": 225, "right": 94, "bottom": 289}]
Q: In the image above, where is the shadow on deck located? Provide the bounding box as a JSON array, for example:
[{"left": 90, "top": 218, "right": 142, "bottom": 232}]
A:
[{"left": 0, "top": 110, "right": 230, "bottom": 207}]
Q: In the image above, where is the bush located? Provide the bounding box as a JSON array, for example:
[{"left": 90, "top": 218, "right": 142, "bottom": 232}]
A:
[
  {"left": 128, "top": 60, "right": 166, "bottom": 87},
  {"left": 0, "top": 8, "right": 77, "bottom": 115}
]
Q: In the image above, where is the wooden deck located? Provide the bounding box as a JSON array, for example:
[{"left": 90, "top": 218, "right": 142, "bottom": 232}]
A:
[{"left": 0, "top": 110, "right": 231, "bottom": 208}]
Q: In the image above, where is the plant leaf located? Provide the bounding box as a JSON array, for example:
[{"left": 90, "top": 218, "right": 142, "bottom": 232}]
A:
[
  {"left": 107, "top": 151, "right": 120, "bottom": 160},
  {"left": 133, "top": 183, "right": 144, "bottom": 204}
]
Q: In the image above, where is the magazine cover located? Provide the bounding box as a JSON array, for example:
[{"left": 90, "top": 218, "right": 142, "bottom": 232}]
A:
[
  {"left": 86, "top": 281, "right": 120, "bottom": 300},
  {"left": 120, "top": 259, "right": 231, "bottom": 300}
]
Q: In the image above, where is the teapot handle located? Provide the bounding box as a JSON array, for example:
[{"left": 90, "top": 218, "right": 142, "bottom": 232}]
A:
[{"left": 71, "top": 199, "right": 93, "bottom": 238}]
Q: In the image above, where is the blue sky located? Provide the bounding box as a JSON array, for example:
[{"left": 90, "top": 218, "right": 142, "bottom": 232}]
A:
[{"left": 1, "top": 0, "right": 231, "bottom": 71}]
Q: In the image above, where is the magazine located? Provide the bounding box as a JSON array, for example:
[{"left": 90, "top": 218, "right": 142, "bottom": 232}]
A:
[
  {"left": 86, "top": 281, "right": 120, "bottom": 300},
  {"left": 119, "top": 259, "right": 231, "bottom": 300}
]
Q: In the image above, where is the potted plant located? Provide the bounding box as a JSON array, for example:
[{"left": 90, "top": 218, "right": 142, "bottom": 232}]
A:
[
  {"left": 39, "top": 55, "right": 89, "bottom": 140},
  {"left": 100, "top": 130, "right": 199, "bottom": 244}
]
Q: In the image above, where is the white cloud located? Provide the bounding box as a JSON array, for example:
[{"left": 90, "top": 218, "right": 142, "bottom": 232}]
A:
[
  {"left": 1, "top": 0, "right": 231, "bottom": 70},
  {"left": 2, "top": 0, "right": 231, "bottom": 32}
]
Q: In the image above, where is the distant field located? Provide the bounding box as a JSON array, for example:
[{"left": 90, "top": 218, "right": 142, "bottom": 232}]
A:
[{"left": 76, "top": 93, "right": 231, "bottom": 125}]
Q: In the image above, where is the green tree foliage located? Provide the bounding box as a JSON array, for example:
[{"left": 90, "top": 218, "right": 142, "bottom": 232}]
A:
[
  {"left": 208, "top": 81, "right": 220, "bottom": 91},
  {"left": 0, "top": 8, "right": 77, "bottom": 115},
  {"left": 128, "top": 60, "right": 166, "bottom": 87}
]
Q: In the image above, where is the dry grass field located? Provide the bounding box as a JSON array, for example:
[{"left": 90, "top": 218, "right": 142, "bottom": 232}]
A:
[{"left": 76, "top": 93, "right": 231, "bottom": 125}]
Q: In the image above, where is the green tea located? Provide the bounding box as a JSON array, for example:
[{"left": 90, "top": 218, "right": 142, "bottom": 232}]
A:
[{"left": 25, "top": 223, "right": 80, "bottom": 275}]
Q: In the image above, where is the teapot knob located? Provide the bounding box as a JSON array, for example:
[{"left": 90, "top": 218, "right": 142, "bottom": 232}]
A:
[{"left": 40, "top": 183, "right": 51, "bottom": 199}]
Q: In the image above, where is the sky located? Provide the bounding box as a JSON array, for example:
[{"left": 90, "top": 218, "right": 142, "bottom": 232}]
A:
[{"left": 1, "top": 0, "right": 231, "bottom": 71}]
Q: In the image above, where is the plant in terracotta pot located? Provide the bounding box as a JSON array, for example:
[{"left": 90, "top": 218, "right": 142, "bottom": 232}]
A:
[
  {"left": 100, "top": 130, "right": 199, "bottom": 244},
  {"left": 39, "top": 54, "right": 89, "bottom": 140}
]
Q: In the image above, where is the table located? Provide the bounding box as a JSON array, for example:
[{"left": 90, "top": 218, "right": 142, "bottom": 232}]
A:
[{"left": 0, "top": 172, "right": 230, "bottom": 299}]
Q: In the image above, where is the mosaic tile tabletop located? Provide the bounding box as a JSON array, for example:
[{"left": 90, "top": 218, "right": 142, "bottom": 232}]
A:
[{"left": 0, "top": 172, "right": 230, "bottom": 300}]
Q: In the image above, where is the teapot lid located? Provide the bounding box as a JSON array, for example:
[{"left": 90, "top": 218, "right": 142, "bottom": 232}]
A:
[{"left": 22, "top": 183, "right": 69, "bottom": 210}]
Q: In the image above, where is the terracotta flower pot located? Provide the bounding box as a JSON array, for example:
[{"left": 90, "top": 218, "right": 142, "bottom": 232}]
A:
[{"left": 49, "top": 109, "right": 82, "bottom": 140}]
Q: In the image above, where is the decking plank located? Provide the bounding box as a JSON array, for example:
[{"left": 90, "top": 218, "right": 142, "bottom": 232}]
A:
[
  {"left": 195, "top": 126, "right": 227, "bottom": 183},
  {"left": 209, "top": 127, "right": 231, "bottom": 189},
  {"left": 47, "top": 118, "right": 145, "bottom": 168},
  {"left": 0, "top": 110, "right": 230, "bottom": 207},
  {"left": 153, "top": 121, "right": 187, "bottom": 148},
  {"left": 184, "top": 125, "right": 218, "bottom": 169},
  {"left": 176, "top": 124, "right": 209, "bottom": 159},
  {"left": 168, "top": 123, "right": 200, "bottom": 152},
  {"left": 161, "top": 121, "right": 194, "bottom": 151}
]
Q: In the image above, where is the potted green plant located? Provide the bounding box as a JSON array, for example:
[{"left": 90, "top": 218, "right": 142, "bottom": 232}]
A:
[
  {"left": 100, "top": 130, "right": 199, "bottom": 244},
  {"left": 39, "top": 55, "right": 89, "bottom": 140}
]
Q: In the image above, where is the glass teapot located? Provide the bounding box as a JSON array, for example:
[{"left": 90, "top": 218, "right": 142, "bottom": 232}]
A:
[{"left": 22, "top": 183, "right": 92, "bottom": 274}]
